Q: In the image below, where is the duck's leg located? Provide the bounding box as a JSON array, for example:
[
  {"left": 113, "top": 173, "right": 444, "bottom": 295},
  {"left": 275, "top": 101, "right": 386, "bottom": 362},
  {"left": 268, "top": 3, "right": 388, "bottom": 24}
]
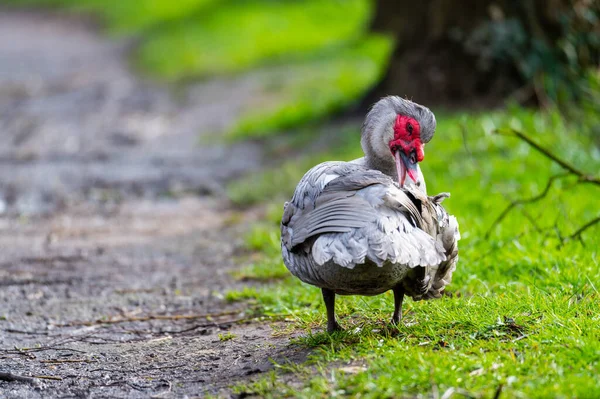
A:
[
  {"left": 321, "top": 288, "right": 342, "bottom": 333},
  {"left": 391, "top": 285, "right": 405, "bottom": 325}
]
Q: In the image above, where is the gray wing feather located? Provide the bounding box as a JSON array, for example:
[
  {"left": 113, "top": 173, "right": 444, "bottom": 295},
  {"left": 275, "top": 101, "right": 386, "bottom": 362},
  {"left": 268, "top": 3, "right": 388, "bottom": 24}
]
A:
[
  {"left": 282, "top": 161, "right": 447, "bottom": 271},
  {"left": 421, "top": 213, "right": 460, "bottom": 299},
  {"left": 289, "top": 196, "right": 377, "bottom": 247},
  {"left": 409, "top": 196, "right": 461, "bottom": 300}
]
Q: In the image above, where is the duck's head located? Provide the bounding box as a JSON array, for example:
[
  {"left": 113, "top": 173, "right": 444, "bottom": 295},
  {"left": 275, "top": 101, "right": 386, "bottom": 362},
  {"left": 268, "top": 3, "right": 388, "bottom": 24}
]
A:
[{"left": 361, "top": 96, "right": 436, "bottom": 187}]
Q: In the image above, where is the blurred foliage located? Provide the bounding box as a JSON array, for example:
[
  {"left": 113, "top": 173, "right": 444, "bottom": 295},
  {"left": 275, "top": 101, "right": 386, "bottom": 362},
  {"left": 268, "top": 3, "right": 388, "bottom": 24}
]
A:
[
  {"left": 225, "top": 35, "right": 393, "bottom": 140},
  {"left": 8, "top": 0, "right": 390, "bottom": 137},
  {"left": 6, "top": 0, "right": 220, "bottom": 34},
  {"left": 465, "top": 0, "right": 600, "bottom": 110},
  {"left": 9, "top": 0, "right": 599, "bottom": 137},
  {"left": 136, "top": 0, "right": 373, "bottom": 80},
  {"left": 227, "top": 123, "right": 359, "bottom": 204}
]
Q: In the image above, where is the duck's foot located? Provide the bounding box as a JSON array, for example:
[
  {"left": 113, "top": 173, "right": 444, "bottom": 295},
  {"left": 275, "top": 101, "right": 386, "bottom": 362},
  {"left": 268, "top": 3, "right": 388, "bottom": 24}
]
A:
[
  {"left": 390, "top": 285, "right": 405, "bottom": 326},
  {"left": 322, "top": 288, "right": 343, "bottom": 334},
  {"left": 327, "top": 320, "right": 343, "bottom": 333}
]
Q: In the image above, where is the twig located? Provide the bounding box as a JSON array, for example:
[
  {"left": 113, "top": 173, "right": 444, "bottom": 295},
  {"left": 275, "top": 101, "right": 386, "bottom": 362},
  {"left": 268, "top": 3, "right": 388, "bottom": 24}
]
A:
[
  {"left": 151, "top": 380, "right": 173, "bottom": 399},
  {"left": 53, "top": 309, "right": 242, "bottom": 327},
  {"left": 21, "top": 254, "right": 87, "bottom": 264},
  {"left": 489, "top": 128, "right": 600, "bottom": 242},
  {"left": 466, "top": 124, "right": 545, "bottom": 237},
  {"left": 485, "top": 173, "right": 570, "bottom": 239},
  {"left": 0, "top": 372, "right": 37, "bottom": 384},
  {"left": 127, "top": 381, "right": 150, "bottom": 391},
  {"left": 143, "top": 364, "right": 187, "bottom": 371},
  {"left": 518, "top": 207, "right": 543, "bottom": 234},
  {"left": 1, "top": 345, "right": 87, "bottom": 355},
  {"left": 440, "top": 387, "right": 477, "bottom": 399},
  {"left": 88, "top": 368, "right": 129, "bottom": 374},
  {"left": 0, "top": 372, "right": 62, "bottom": 383},
  {"left": 494, "top": 128, "right": 600, "bottom": 185},
  {"left": 460, "top": 122, "right": 473, "bottom": 158},
  {"left": 501, "top": 192, "right": 545, "bottom": 235},
  {"left": 4, "top": 328, "right": 49, "bottom": 335},
  {"left": 564, "top": 215, "right": 600, "bottom": 245},
  {"left": 0, "top": 278, "right": 82, "bottom": 287},
  {"left": 40, "top": 359, "right": 97, "bottom": 364},
  {"left": 34, "top": 375, "right": 63, "bottom": 381},
  {"left": 118, "top": 316, "right": 251, "bottom": 336},
  {"left": 512, "top": 334, "right": 529, "bottom": 343},
  {"left": 493, "top": 383, "right": 504, "bottom": 399}
]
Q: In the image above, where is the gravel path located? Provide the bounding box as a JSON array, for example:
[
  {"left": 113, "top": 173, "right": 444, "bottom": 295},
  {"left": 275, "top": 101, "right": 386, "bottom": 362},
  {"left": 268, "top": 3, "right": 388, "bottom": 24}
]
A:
[{"left": 0, "top": 9, "right": 304, "bottom": 398}]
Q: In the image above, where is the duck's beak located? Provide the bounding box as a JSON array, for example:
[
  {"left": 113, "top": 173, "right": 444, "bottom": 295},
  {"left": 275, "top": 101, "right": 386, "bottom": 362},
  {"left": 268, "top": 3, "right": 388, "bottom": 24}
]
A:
[{"left": 394, "top": 150, "right": 419, "bottom": 188}]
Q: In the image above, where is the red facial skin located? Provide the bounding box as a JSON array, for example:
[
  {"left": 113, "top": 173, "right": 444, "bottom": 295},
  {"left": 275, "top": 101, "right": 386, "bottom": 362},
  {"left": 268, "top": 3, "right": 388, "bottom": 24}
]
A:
[
  {"left": 389, "top": 115, "right": 424, "bottom": 162},
  {"left": 388, "top": 115, "right": 424, "bottom": 185}
]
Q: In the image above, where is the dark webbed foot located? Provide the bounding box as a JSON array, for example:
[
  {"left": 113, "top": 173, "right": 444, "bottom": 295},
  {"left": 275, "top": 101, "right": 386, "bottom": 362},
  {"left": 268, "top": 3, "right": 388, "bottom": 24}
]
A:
[
  {"left": 327, "top": 320, "right": 343, "bottom": 333},
  {"left": 390, "top": 285, "right": 405, "bottom": 325},
  {"left": 321, "top": 288, "right": 343, "bottom": 333}
]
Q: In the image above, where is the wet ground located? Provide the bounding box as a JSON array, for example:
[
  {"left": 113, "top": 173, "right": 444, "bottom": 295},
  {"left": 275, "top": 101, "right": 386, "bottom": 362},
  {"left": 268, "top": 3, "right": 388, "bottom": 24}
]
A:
[{"left": 0, "top": 9, "right": 306, "bottom": 398}]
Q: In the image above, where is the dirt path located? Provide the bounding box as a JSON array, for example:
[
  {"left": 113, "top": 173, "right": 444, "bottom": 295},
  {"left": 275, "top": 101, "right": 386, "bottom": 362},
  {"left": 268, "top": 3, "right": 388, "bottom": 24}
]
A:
[{"left": 0, "top": 9, "right": 304, "bottom": 398}]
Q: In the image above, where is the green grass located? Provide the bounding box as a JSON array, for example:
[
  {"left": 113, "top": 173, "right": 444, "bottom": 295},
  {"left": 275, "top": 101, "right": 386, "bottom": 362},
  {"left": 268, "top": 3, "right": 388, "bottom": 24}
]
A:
[
  {"left": 230, "top": 223, "right": 291, "bottom": 282},
  {"left": 226, "top": 106, "right": 600, "bottom": 398},
  {"left": 218, "top": 331, "right": 236, "bottom": 341}
]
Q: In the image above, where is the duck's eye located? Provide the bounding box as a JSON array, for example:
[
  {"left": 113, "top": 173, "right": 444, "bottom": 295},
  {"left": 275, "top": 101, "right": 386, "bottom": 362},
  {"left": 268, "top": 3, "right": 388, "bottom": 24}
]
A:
[
  {"left": 406, "top": 123, "right": 413, "bottom": 135},
  {"left": 409, "top": 152, "right": 417, "bottom": 164}
]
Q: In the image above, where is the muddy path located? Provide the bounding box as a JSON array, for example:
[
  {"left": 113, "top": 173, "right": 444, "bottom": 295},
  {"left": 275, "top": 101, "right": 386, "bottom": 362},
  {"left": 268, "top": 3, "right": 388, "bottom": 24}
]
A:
[{"left": 0, "top": 9, "right": 306, "bottom": 398}]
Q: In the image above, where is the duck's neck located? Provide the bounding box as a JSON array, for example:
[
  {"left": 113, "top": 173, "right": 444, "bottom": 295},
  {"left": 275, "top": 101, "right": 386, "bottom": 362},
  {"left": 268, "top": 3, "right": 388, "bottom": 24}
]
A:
[
  {"left": 352, "top": 155, "right": 427, "bottom": 194},
  {"left": 353, "top": 155, "right": 397, "bottom": 179}
]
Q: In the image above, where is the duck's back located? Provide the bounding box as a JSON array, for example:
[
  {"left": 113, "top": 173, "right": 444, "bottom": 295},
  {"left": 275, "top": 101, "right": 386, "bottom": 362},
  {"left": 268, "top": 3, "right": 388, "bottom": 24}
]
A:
[{"left": 281, "top": 161, "right": 453, "bottom": 297}]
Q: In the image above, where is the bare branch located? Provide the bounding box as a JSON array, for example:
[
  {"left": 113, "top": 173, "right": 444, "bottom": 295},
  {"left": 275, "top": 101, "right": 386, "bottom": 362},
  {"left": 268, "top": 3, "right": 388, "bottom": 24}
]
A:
[
  {"left": 565, "top": 215, "right": 600, "bottom": 243},
  {"left": 485, "top": 174, "right": 570, "bottom": 239},
  {"left": 53, "top": 309, "right": 243, "bottom": 328},
  {"left": 40, "top": 359, "right": 97, "bottom": 364},
  {"left": 494, "top": 128, "right": 598, "bottom": 183},
  {"left": 0, "top": 372, "right": 37, "bottom": 384},
  {"left": 488, "top": 128, "right": 600, "bottom": 242},
  {"left": 34, "top": 375, "right": 63, "bottom": 381},
  {"left": 1, "top": 345, "right": 87, "bottom": 355},
  {"left": 4, "top": 329, "right": 49, "bottom": 335},
  {"left": 0, "top": 372, "right": 61, "bottom": 384}
]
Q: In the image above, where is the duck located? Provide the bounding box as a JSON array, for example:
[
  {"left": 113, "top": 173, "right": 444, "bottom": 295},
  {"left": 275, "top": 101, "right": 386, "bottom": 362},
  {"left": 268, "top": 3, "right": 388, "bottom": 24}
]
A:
[{"left": 280, "top": 96, "right": 460, "bottom": 332}]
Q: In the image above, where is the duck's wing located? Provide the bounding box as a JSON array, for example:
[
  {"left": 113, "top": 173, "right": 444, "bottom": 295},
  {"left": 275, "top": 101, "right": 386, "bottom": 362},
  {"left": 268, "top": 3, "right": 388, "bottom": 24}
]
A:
[
  {"left": 281, "top": 162, "right": 446, "bottom": 269},
  {"left": 418, "top": 194, "right": 461, "bottom": 299}
]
